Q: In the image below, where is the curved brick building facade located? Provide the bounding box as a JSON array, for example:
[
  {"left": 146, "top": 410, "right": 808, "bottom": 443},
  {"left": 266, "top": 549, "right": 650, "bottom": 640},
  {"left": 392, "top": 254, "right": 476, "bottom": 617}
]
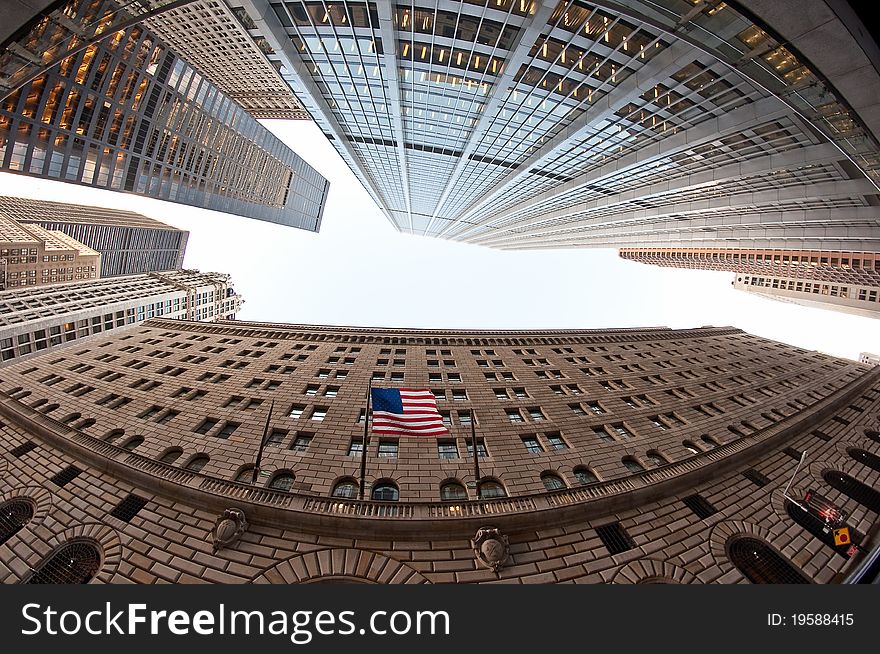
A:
[{"left": 0, "top": 319, "right": 878, "bottom": 584}]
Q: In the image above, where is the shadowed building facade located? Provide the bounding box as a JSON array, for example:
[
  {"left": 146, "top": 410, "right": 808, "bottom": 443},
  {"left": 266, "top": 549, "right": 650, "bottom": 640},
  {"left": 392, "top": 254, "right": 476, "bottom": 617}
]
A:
[
  {"left": 1, "top": 195, "right": 188, "bottom": 277},
  {"left": 0, "top": 320, "right": 878, "bottom": 583}
]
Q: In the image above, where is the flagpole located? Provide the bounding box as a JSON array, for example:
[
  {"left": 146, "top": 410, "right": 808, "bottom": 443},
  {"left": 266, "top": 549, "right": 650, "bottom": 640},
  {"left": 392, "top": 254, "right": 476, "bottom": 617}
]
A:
[
  {"left": 470, "top": 407, "right": 481, "bottom": 497},
  {"left": 358, "top": 380, "right": 372, "bottom": 500},
  {"left": 251, "top": 399, "right": 275, "bottom": 484}
]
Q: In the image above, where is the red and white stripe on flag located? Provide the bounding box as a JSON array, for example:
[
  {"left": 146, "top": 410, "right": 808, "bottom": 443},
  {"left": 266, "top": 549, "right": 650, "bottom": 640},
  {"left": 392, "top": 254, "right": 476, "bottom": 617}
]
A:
[{"left": 371, "top": 388, "right": 449, "bottom": 436}]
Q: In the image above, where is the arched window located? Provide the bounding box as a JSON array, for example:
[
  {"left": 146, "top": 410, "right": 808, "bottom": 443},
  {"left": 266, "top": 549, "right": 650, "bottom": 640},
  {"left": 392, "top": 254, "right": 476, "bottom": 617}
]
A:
[
  {"left": 622, "top": 457, "right": 644, "bottom": 473},
  {"left": 646, "top": 450, "right": 667, "bottom": 466},
  {"left": 785, "top": 501, "right": 856, "bottom": 559},
  {"left": 573, "top": 466, "right": 598, "bottom": 485},
  {"left": 541, "top": 473, "right": 566, "bottom": 491},
  {"left": 24, "top": 540, "right": 102, "bottom": 584},
  {"left": 121, "top": 436, "right": 143, "bottom": 451},
  {"left": 440, "top": 481, "right": 467, "bottom": 501},
  {"left": 73, "top": 417, "right": 96, "bottom": 429},
  {"left": 59, "top": 412, "right": 81, "bottom": 424},
  {"left": 823, "top": 471, "right": 880, "bottom": 513},
  {"left": 727, "top": 537, "right": 809, "bottom": 584},
  {"left": 158, "top": 448, "right": 182, "bottom": 464},
  {"left": 371, "top": 481, "right": 399, "bottom": 501},
  {"left": 269, "top": 472, "right": 295, "bottom": 492},
  {"left": 184, "top": 455, "right": 209, "bottom": 472},
  {"left": 39, "top": 403, "right": 59, "bottom": 414},
  {"left": 701, "top": 434, "right": 720, "bottom": 448},
  {"left": 234, "top": 467, "right": 255, "bottom": 483},
  {"left": 848, "top": 447, "right": 880, "bottom": 473},
  {"left": 478, "top": 480, "right": 506, "bottom": 499},
  {"left": 103, "top": 429, "right": 124, "bottom": 443},
  {"left": 332, "top": 479, "right": 358, "bottom": 499},
  {"left": 0, "top": 499, "right": 34, "bottom": 546},
  {"left": 865, "top": 429, "right": 880, "bottom": 444},
  {"left": 682, "top": 440, "right": 701, "bottom": 455}
]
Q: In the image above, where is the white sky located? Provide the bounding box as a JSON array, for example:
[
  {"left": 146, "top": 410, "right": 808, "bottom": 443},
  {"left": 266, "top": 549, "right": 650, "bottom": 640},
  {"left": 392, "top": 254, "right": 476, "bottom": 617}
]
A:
[{"left": 1, "top": 119, "right": 878, "bottom": 361}]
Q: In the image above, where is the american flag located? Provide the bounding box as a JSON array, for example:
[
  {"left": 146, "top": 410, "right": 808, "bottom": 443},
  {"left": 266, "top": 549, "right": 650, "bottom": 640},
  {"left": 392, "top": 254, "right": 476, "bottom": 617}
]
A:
[{"left": 370, "top": 388, "right": 449, "bottom": 436}]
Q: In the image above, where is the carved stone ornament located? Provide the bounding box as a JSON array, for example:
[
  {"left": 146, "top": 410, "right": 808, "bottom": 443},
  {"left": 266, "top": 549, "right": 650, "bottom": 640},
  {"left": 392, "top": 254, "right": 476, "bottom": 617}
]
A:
[
  {"left": 471, "top": 526, "right": 510, "bottom": 574},
  {"left": 212, "top": 508, "right": 248, "bottom": 552}
]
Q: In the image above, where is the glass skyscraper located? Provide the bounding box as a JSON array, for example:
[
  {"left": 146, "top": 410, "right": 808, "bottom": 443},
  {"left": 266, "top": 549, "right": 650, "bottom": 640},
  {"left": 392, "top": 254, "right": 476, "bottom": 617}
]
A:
[
  {"left": 0, "top": 16, "right": 329, "bottom": 231},
  {"left": 228, "top": 0, "right": 878, "bottom": 250}
]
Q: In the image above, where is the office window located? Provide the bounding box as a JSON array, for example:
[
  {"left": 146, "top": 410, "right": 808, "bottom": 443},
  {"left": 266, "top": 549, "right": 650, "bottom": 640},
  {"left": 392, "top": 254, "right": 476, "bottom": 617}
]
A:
[
  {"left": 437, "top": 441, "right": 458, "bottom": 459},
  {"left": 440, "top": 482, "right": 467, "bottom": 501},
  {"left": 466, "top": 438, "right": 487, "bottom": 458},
  {"left": 332, "top": 479, "right": 358, "bottom": 498},
  {"left": 478, "top": 481, "right": 506, "bottom": 499},
  {"left": 541, "top": 473, "right": 566, "bottom": 491},
  {"left": 310, "top": 407, "right": 328, "bottom": 421},
  {"left": 507, "top": 409, "right": 524, "bottom": 423},
  {"left": 377, "top": 439, "right": 398, "bottom": 457},
  {"left": 371, "top": 482, "right": 399, "bottom": 501},
  {"left": 290, "top": 433, "right": 313, "bottom": 452},
  {"left": 546, "top": 433, "right": 567, "bottom": 450},
  {"left": 288, "top": 405, "right": 305, "bottom": 419},
  {"left": 522, "top": 435, "right": 543, "bottom": 453},
  {"left": 573, "top": 466, "right": 598, "bottom": 484}
]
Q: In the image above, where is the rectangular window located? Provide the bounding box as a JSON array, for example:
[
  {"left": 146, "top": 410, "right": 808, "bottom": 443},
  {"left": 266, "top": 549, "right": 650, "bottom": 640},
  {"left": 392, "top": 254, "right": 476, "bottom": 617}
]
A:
[
  {"left": 466, "top": 439, "right": 487, "bottom": 458},
  {"left": 288, "top": 405, "right": 305, "bottom": 419},
  {"left": 377, "top": 439, "right": 398, "bottom": 457},
  {"left": 507, "top": 409, "right": 524, "bottom": 423},
  {"left": 437, "top": 441, "right": 458, "bottom": 459},
  {"left": 290, "top": 433, "right": 312, "bottom": 452},
  {"left": 521, "top": 435, "right": 543, "bottom": 453},
  {"left": 347, "top": 440, "right": 363, "bottom": 456},
  {"left": 215, "top": 421, "right": 240, "bottom": 439},
  {"left": 310, "top": 407, "right": 328, "bottom": 421},
  {"left": 194, "top": 418, "right": 218, "bottom": 435},
  {"left": 266, "top": 429, "right": 288, "bottom": 446}
]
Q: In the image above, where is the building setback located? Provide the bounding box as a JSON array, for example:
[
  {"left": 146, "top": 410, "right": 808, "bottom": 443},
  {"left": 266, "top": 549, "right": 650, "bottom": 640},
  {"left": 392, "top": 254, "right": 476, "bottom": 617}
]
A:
[
  {"left": 1, "top": 195, "right": 188, "bottom": 277},
  {"left": 144, "top": 0, "right": 311, "bottom": 119},
  {"left": 0, "top": 270, "right": 242, "bottom": 364},
  {"left": 0, "top": 213, "right": 100, "bottom": 290},
  {"left": 0, "top": 19, "right": 329, "bottom": 230},
  {"left": 224, "top": 0, "right": 880, "bottom": 251},
  {"left": 0, "top": 320, "right": 877, "bottom": 583}
]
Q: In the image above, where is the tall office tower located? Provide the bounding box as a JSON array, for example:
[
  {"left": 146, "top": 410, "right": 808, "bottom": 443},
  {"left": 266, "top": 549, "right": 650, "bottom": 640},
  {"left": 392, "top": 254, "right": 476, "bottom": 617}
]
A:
[
  {"left": 144, "top": 1, "right": 311, "bottom": 119},
  {"left": 620, "top": 247, "right": 880, "bottom": 318},
  {"left": 0, "top": 2, "right": 186, "bottom": 101},
  {"left": 1, "top": 195, "right": 188, "bottom": 277},
  {"left": 733, "top": 273, "right": 880, "bottom": 320},
  {"left": 0, "top": 269, "right": 242, "bottom": 364},
  {"left": 0, "top": 320, "right": 878, "bottom": 583},
  {"left": 0, "top": 18, "right": 329, "bottom": 231},
  {"left": 229, "top": 0, "right": 879, "bottom": 249},
  {"left": 0, "top": 213, "right": 100, "bottom": 290}
]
